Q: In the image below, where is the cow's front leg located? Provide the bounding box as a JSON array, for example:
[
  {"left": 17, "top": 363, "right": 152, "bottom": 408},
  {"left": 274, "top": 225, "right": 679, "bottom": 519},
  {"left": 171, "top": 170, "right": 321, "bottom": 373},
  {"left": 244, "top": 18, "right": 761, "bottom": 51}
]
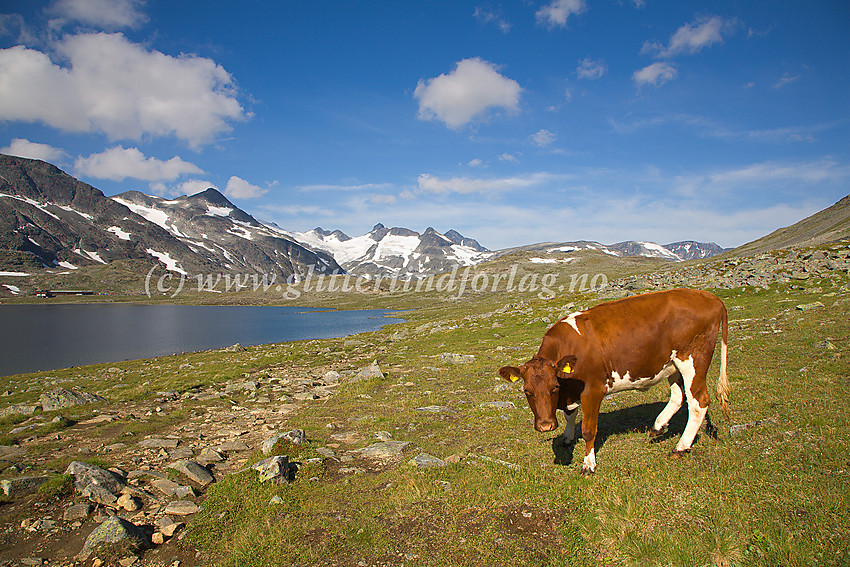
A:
[
  {"left": 559, "top": 405, "right": 579, "bottom": 446},
  {"left": 580, "top": 394, "right": 602, "bottom": 476}
]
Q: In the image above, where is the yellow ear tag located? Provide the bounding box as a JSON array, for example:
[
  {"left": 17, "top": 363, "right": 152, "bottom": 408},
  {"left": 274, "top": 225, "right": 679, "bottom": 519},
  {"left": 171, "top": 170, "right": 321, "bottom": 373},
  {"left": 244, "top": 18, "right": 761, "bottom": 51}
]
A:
[
  {"left": 509, "top": 374, "right": 520, "bottom": 383},
  {"left": 562, "top": 363, "right": 572, "bottom": 373}
]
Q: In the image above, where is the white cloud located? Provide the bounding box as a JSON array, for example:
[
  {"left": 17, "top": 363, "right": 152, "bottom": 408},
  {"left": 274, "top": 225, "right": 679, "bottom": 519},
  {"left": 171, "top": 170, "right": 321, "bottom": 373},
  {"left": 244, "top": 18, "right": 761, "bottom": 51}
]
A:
[
  {"left": 773, "top": 73, "right": 801, "bottom": 89},
  {"left": 370, "top": 194, "right": 397, "bottom": 205},
  {"left": 0, "top": 32, "right": 246, "bottom": 147},
  {"left": 576, "top": 57, "right": 607, "bottom": 80},
  {"left": 225, "top": 176, "right": 267, "bottom": 199},
  {"left": 536, "top": 0, "right": 587, "bottom": 28},
  {"left": 74, "top": 146, "right": 203, "bottom": 181},
  {"left": 498, "top": 153, "right": 519, "bottom": 163},
  {"left": 468, "top": 159, "right": 485, "bottom": 168},
  {"left": 643, "top": 16, "right": 730, "bottom": 59},
  {"left": 1, "top": 138, "right": 67, "bottom": 162},
  {"left": 531, "top": 129, "right": 557, "bottom": 146},
  {"left": 473, "top": 7, "right": 511, "bottom": 33},
  {"left": 673, "top": 159, "right": 850, "bottom": 196},
  {"left": 414, "top": 57, "right": 522, "bottom": 129},
  {"left": 417, "top": 172, "right": 552, "bottom": 194},
  {"left": 47, "top": 0, "right": 148, "bottom": 30},
  {"left": 633, "top": 62, "right": 677, "bottom": 88}
]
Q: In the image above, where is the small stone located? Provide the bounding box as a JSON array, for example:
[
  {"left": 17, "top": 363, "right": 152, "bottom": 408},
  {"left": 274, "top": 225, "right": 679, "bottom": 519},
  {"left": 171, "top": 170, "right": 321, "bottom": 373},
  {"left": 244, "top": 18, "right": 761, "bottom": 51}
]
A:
[
  {"left": 357, "top": 441, "right": 410, "bottom": 462},
  {"left": 167, "top": 460, "right": 214, "bottom": 487},
  {"left": 20, "top": 559, "right": 44, "bottom": 566},
  {"left": 64, "top": 503, "right": 93, "bottom": 521},
  {"left": 322, "top": 371, "right": 341, "bottom": 384},
  {"left": 409, "top": 453, "right": 447, "bottom": 468},
  {"left": 269, "top": 495, "right": 284, "bottom": 504},
  {"left": 481, "top": 401, "right": 517, "bottom": 409},
  {"left": 117, "top": 493, "right": 142, "bottom": 512},
  {"left": 82, "top": 484, "right": 118, "bottom": 506},
  {"left": 796, "top": 301, "right": 824, "bottom": 311},
  {"left": 351, "top": 361, "right": 383, "bottom": 382},
  {"left": 150, "top": 478, "right": 195, "bottom": 498},
  {"left": 138, "top": 437, "right": 179, "bottom": 449},
  {"left": 151, "top": 532, "right": 165, "bottom": 545},
  {"left": 196, "top": 448, "right": 225, "bottom": 462},
  {"left": 119, "top": 557, "right": 138, "bottom": 567},
  {"left": 415, "top": 405, "right": 456, "bottom": 414},
  {"left": 155, "top": 516, "right": 184, "bottom": 537},
  {"left": 163, "top": 500, "right": 201, "bottom": 516},
  {"left": 440, "top": 353, "right": 474, "bottom": 365}
]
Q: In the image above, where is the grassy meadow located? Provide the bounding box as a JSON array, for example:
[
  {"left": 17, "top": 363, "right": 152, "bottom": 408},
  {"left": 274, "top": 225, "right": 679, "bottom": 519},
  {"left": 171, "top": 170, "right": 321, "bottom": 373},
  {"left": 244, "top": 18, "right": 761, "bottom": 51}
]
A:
[{"left": 0, "top": 247, "right": 848, "bottom": 566}]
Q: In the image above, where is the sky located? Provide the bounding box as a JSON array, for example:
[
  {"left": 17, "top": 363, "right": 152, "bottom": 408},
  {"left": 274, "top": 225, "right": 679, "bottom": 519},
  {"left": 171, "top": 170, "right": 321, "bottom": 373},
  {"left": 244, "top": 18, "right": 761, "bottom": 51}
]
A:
[{"left": 1, "top": 0, "right": 848, "bottom": 250}]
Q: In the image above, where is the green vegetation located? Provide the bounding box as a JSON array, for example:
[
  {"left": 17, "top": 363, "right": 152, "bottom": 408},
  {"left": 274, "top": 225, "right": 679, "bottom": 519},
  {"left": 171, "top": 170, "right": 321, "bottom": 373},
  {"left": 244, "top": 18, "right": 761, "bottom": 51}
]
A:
[{"left": 1, "top": 243, "right": 848, "bottom": 566}]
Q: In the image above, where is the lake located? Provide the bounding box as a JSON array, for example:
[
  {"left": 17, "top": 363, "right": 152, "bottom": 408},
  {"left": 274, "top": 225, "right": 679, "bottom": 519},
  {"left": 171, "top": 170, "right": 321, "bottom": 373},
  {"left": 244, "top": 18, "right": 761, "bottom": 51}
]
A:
[{"left": 0, "top": 304, "right": 403, "bottom": 376}]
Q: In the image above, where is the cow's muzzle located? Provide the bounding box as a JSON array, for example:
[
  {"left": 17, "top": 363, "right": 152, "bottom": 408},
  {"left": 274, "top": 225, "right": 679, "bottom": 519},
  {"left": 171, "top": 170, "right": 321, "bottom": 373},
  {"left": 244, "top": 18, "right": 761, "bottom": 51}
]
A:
[{"left": 535, "top": 418, "right": 558, "bottom": 432}]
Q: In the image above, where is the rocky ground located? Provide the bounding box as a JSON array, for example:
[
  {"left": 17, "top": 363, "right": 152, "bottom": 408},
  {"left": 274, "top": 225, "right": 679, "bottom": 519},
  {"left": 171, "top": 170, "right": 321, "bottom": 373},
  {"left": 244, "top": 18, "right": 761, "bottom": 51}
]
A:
[{"left": 0, "top": 355, "right": 438, "bottom": 567}]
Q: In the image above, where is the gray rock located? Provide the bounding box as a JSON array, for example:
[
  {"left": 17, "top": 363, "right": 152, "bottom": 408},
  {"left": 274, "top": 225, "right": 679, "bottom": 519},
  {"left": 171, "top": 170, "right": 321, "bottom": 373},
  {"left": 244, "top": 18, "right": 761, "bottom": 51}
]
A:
[
  {"left": 796, "top": 301, "right": 825, "bottom": 311},
  {"left": 357, "top": 441, "right": 410, "bottom": 462},
  {"left": 65, "top": 461, "right": 124, "bottom": 494},
  {"left": 196, "top": 447, "right": 225, "bottom": 462},
  {"left": 82, "top": 484, "right": 118, "bottom": 506},
  {"left": 224, "top": 343, "right": 246, "bottom": 352},
  {"left": 252, "top": 455, "right": 295, "bottom": 483},
  {"left": 167, "top": 460, "right": 214, "bottom": 487},
  {"left": 211, "top": 440, "right": 250, "bottom": 452},
  {"left": 351, "top": 361, "right": 384, "bottom": 382},
  {"left": 63, "top": 503, "right": 92, "bottom": 521},
  {"left": 155, "top": 516, "right": 184, "bottom": 537},
  {"left": 0, "top": 476, "right": 50, "bottom": 498},
  {"left": 409, "top": 453, "right": 447, "bottom": 468},
  {"left": 150, "top": 478, "right": 195, "bottom": 498},
  {"left": 40, "top": 387, "right": 106, "bottom": 412},
  {"left": 0, "top": 404, "right": 39, "bottom": 419},
  {"left": 415, "top": 405, "right": 456, "bottom": 414},
  {"left": 163, "top": 500, "right": 201, "bottom": 516},
  {"left": 481, "top": 401, "right": 517, "bottom": 409},
  {"left": 322, "top": 370, "right": 341, "bottom": 385},
  {"left": 261, "top": 429, "right": 306, "bottom": 454},
  {"left": 78, "top": 516, "right": 149, "bottom": 561},
  {"left": 440, "top": 353, "right": 474, "bottom": 365},
  {"left": 117, "top": 493, "right": 142, "bottom": 512}
]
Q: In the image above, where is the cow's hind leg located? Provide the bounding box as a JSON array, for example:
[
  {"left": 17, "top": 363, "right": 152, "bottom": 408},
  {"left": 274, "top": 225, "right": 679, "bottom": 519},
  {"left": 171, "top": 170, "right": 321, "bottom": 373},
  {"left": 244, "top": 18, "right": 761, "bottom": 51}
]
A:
[
  {"left": 671, "top": 354, "right": 710, "bottom": 456},
  {"left": 649, "top": 371, "right": 683, "bottom": 439}
]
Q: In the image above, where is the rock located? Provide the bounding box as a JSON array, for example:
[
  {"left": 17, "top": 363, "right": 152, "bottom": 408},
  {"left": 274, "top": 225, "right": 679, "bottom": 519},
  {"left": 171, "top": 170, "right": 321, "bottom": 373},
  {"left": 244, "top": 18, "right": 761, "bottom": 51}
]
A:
[
  {"left": 163, "top": 500, "right": 201, "bottom": 516},
  {"left": 262, "top": 429, "right": 306, "bottom": 454},
  {"left": 63, "top": 503, "right": 93, "bottom": 521},
  {"left": 224, "top": 343, "right": 246, "bottom": 352},
  {"left": 293, "top": 392, "right": 318, "bottom": 401},
  {"left": 373, "top": 431, "right": 393, "bottom": 441},
  {"left": 415, "top": 405, "right": 456, "bottom": 414},
  {"left": 729, "top": 417, "right": 778, "bottom": 436},
  {"left": 322, "top": 370, "right": 341, "bottom": 385},
  {"left": 409, "top": 453, "right": 447, "bottom": 468},
  {"left": 196, "top": 447, "right": 225, "bottom": 462},
  {"left": 138, "top": 437, "right": 179, "bottom": 449},
  {"left": 0, "top": 476, "right": 50, "bottom": 498},
  {"left": 82, "top": 484, "right": 118, "bottom": 506},
  {"left": 152, "top": 532, "right": 165, "bottom": 545},
  {"left": 252, "top": 455, "right": 295, "bottom": 483},
  {"left": 357, "top": 441, "right": 410, "bottom": 462},
  {"left": 65, "top": 461, "right": 124, "bottom": 494},
  {"left": 481, "top": 401, "right": 517, "bottom": 409},
  {"left": 440, "top": 353, "right": 474, "bottom": 365},
  {"left": 150, "top": 478, "right": 196, "bottom": 499},
  {"left": 211, "top": 440, "right": 250, "bottom": 452},
  {"left": 351, "top": 361, "right": 384, "bottom": 382},
  {"left": 269, "top": 495, "right": 284, "bottom": 504},
  {"left": 78, "top": 517, "right": 149, "bottom": 561},
  {"left": 167, "top": 460, "right": 214, "bottom": 487},
  {"left": 40, "top": 387, "right": 105, "bottom": 412},
  {"left": 796, "top": 301, "right": 825, "bottom": 311},
  {"left": 155, "top": 516, "right": 184, "bottom": 536},
  {"left": 117, "top": 493, "right": 142, "bottom": 512},
  {"left": 0, "top": 403, "right": 39, "bottom": 419},
  {"left": 467, "top": 453, "right": 522, "bottom": 471}
]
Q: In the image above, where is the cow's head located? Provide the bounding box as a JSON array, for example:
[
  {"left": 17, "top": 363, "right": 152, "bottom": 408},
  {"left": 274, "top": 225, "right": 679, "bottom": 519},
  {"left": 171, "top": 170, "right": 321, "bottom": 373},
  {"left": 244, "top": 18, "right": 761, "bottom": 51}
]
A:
[{"left": 499, "top": 355, "right": 584, "bottom": 432}]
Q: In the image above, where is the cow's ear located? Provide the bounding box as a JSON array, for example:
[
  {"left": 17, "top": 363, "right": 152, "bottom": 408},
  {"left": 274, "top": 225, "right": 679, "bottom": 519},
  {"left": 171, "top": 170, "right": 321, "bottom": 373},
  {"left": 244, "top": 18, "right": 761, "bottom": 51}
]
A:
[
  {"left": 556, "top": 355, "right": 577, "bottom": 376},
  {"left": 499, "top": 366, "right": 522, "bottom": 383}
]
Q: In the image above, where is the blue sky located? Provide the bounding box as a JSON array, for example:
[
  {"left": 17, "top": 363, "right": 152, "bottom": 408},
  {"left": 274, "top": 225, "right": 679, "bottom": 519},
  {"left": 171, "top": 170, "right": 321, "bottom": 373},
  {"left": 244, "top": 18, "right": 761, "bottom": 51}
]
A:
[{"left": 1, "top": 0, "right": 848, "bottom": 250}]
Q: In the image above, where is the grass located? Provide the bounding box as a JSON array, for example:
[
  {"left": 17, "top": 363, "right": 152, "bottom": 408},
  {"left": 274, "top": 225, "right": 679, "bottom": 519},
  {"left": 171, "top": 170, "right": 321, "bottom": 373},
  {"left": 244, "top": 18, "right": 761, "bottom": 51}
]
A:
[{"left": 2, "top": 245, "right": 849, "bottom": 566}]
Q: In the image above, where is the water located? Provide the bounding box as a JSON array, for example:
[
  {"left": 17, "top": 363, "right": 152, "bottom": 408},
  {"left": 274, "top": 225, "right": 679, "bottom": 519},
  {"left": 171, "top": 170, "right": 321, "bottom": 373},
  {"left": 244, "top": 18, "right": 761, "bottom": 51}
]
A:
[{"left": 0, "top": 304, "right": 403, "bottom": 376}]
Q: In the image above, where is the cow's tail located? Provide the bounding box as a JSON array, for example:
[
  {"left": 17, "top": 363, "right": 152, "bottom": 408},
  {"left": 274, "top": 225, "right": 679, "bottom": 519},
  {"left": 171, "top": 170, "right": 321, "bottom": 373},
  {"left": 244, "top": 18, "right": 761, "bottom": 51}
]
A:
[{"left": 716, "top": 306, "right": 731, "bottom": 422}]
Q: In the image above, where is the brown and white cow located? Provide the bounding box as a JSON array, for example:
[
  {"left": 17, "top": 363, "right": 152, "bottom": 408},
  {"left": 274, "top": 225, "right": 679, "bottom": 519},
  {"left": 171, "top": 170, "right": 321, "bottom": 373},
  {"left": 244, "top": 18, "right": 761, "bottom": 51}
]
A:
[{"left": 499, "top": 288, "right": 729, "bottom": 475}]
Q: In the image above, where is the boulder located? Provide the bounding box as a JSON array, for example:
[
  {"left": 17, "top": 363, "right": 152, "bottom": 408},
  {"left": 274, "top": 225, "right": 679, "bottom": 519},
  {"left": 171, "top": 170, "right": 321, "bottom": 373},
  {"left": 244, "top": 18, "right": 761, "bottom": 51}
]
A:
[
  {"left": 351, "top": 361, "right": 383, "bottom": 382},
  {"left": 409, "top": 453, "right": 447, "bottom": 468},
  {"left": 0, "top": 476, "right": 50, "bottom": 498},
  {"left": 252, "top": 455, "right": 295, "bottom": 483},
  {"left": 40, "top": 388, "right": 106, "bottom": 412},
  {"left": 261, "top": 429, "right": 306, "bottom": 454},
  {"left": 357, "top": 441, "right": 410, "bottom": 462},
  {"left": 78, "top": 517, "right": 149, "bottom": 561},
  {"left": 163, "top": 500, "right": 201, "bottom": 516},
  {"left": 65, "top": 461, "right": 124, "bottom": 494}
]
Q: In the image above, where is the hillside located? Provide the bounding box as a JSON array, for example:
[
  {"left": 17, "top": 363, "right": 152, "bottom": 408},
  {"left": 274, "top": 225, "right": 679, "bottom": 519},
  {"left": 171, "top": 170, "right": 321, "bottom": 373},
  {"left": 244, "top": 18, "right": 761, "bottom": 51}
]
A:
[{"left": 729, "top": 194, "right": 850, "bottom": 257}]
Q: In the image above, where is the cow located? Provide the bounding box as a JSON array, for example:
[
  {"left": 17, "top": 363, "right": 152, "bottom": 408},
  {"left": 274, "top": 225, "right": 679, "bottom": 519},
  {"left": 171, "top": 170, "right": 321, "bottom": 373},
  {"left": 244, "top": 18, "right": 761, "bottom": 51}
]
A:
[{"left": 499, "top": 288, "right": 729, "bottom": 476}]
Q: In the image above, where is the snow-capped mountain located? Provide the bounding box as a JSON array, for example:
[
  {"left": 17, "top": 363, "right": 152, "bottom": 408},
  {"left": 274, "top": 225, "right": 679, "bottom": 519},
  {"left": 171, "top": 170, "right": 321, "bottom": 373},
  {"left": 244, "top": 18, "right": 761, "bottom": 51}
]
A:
[
  {"left": 496, "top": 239, "right": 726, "bottom": 262},
  {"left": 663, "top": 241, "right": 728, "bottom": 260},
  {"left": 277, "top": 223, "right": 492, "bottom": 278},
  {"left": 0, "top": 154, "right": 339, "bottom": 277},
  {"left": 112, "top": 189, "right": 341, "bottom": 277}
]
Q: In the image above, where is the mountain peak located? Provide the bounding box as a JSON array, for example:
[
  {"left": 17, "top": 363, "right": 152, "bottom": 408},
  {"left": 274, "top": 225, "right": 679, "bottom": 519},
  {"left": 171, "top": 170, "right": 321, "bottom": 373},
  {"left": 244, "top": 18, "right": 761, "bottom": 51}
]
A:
[{"left": 186, "top": 188, "right": 233, "bottom": 208}]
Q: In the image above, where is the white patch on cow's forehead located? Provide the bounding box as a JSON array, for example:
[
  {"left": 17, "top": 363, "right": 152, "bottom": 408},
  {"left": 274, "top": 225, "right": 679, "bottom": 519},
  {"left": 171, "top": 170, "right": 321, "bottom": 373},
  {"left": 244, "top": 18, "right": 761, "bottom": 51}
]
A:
[{"left": 563, "top": 311, "right": 583, "bottom": 335}]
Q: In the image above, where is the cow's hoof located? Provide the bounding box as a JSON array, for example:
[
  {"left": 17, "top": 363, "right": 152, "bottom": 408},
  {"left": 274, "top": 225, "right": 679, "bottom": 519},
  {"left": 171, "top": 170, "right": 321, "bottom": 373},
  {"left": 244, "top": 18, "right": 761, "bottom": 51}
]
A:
[
  {"left": 668, "top": 449, "right": 690, "bottom": 459},
  {"left": 648, "top": 426, "right": 667, "bottom": 440},
  {"left": 580, "top": 466, "right": 595, "bottom": 477}
]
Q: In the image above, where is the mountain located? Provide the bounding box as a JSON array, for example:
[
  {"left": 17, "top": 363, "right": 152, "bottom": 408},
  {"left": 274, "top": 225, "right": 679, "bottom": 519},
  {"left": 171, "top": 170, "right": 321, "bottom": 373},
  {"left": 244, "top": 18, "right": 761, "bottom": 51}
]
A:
[
  {"left": 492, "top": 239, "right": 726, "bottom": 262},
  {"left": 278, "top": 223, "right": 493, "bottom": 278},
  {"left": 728, "top": 194, "right": 850, "bottom": 257},
  {"left": 112, "top": 189, "right": 341, "bottom": 277},
  {"left": 0, "top": 154, "right": 340, "bottom": 277}
]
